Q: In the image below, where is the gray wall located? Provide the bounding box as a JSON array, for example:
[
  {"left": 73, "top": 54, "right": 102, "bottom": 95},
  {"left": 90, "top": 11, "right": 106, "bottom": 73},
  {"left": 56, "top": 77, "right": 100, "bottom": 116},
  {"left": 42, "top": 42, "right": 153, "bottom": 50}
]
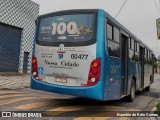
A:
[{"left": 0, "top": 0, "right": 39, "bottom": 73}]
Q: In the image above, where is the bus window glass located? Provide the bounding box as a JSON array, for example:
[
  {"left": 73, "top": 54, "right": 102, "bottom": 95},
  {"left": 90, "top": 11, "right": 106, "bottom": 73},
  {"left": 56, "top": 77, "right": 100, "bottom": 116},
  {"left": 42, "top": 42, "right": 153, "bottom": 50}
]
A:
[
  {"left": 150, "top": 52, "right": 152, "bottom": 64},
  {"left": 107, "top": 24, "right": 113, "bottom": 40},
  {"left": 131, "top": 39, "right": 134, "bottom": 50},
  {"left": 137, "top": 43, "right": 139, "bottom": 52},
  {"left": 38, "top": 14, "right": 95, "bottom": 42},
  {"left": 144, "top": 48, "right": 147, "bottom": 64},
  {"left": 129, "top": 49, "right": 134, "bottom": 61},
  {"left": 128, "top": 38, "right": 131, "bottom": 48},
  {"left": 135, "top": 52, "right": 139, "bottom": 62},
  {"left": 114, "top": 27, "right": 120, "bottom": 43},
  {"left": 108, "top": 40, "right": 120, "bottom": 58},
  {"left": 135, "top": 41, "right": 137, "bottom": 51}
]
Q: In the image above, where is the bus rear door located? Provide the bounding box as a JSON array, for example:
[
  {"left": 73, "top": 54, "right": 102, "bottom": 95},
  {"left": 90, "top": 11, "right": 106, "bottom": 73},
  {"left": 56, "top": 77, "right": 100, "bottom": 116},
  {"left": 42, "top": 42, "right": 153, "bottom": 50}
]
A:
[
  {"left": 121, "top": 34, "right": 129, "bottom": 96},
  {"left": 139, "top": 46, "right": 145, "bottom": 89}
]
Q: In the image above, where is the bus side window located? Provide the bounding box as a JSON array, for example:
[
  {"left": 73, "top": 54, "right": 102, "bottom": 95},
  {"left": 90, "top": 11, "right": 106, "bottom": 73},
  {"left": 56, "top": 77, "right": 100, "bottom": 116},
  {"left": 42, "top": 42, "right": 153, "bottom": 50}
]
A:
[
  {"left": 107, "top": 23, "right": 120, "bottom": 58},
  {"left": 137, "top": 43, "right": 139, "bottom": 52},
  {"left": 144, "top": 48, "right": 147, "bottom": 64},
  {"left": 107, "top": 24, "right": 113, "bottom": 40},
  {"left": 129, "top": 39, "right": 135, "bottom": 61},
  {"left": 147, "top": 49, "right": 149, "bottom": 64},
  {"left": 135, "top": 41, "right": 139, "bottom": 62},
  {"left": 150, "top": 51, "right": 153, "bottom": 65},
  {"left": 114, "top": 27, "right": 120, "bottom": 43},
  {"left": 131, "top": 39, "right": 134, "bottom": 50},
  {"left": 148, "top": 50, "right": 152, "bottom": 65},
  {"left": 135, "top": 41, "right": 137, "bottom": 51},
  {"left": 128, "top": 38, "right": 131, "bottom": 49}
]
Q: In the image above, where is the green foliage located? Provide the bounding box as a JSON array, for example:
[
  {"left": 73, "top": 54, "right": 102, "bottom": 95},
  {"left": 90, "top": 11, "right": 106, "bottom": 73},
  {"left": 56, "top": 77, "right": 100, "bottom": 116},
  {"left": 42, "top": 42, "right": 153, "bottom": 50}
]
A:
[
  {"left": 154, "top": 62, "right": 158, "bottom": 68},
  {"left": 154, "top": 101, "right": 160, "bottom": 116}
]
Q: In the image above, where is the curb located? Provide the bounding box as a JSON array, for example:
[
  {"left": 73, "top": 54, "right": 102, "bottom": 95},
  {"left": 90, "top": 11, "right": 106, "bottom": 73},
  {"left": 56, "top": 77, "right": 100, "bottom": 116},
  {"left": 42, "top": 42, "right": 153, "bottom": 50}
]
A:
[{"left": 0, "top": 86, "right": 30, "bottom": 90}]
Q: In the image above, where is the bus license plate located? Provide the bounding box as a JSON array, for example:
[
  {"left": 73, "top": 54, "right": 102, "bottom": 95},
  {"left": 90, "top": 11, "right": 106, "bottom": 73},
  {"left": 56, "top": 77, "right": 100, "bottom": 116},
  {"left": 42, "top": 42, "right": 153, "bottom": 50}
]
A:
[{"left": 55, "top": 77, "right": 67, "bottom": 83}]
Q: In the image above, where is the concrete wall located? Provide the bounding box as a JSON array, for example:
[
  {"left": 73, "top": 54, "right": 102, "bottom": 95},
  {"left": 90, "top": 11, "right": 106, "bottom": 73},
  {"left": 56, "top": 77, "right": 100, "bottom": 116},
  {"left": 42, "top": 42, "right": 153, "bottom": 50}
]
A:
[{"left": 0, "top": 0, "right": 39, "bottom": 73}]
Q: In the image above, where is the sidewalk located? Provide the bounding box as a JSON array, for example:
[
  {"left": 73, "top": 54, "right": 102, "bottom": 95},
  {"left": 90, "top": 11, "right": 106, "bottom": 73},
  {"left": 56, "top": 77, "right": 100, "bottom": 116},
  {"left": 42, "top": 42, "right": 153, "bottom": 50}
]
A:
[{"left": 0, "top": 73, "right": 30, "bottom": 90}]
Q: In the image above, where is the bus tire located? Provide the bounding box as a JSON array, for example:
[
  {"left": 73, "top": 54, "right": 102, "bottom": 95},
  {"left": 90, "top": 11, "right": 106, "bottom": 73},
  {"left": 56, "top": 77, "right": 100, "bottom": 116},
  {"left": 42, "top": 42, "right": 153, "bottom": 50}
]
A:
[
  {"left": 145, "top": 84, "right": 150, "bottom": 91},
  {"left": 127, "top": 80, "right": 135, "bottom": 102}
]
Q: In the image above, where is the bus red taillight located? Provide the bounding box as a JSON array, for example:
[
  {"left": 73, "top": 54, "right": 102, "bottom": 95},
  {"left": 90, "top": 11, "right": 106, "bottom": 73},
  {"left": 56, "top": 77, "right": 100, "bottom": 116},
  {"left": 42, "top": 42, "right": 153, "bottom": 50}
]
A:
[
  {"left": 87, "top": 58, "right": 101, "bottom": 86},
  {"left": 32, "top": 56, "right": 38, "bottom": 80}
]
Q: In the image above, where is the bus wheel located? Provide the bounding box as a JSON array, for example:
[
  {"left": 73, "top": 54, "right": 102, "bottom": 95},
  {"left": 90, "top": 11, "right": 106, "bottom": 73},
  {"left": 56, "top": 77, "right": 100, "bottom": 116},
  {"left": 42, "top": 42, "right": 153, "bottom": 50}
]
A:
[
  {"left": 145, "top": 84, "right": 150, "bottom": 91},
  {"left": 127, "top": 80, "right": 135, "bottom": 102}
]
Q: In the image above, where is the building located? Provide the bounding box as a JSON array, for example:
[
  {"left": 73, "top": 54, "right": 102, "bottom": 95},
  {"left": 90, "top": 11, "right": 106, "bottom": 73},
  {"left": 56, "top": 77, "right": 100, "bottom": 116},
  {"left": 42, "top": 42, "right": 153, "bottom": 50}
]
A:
[{"left": 0, "top": 0, "right": 39, "bottom": 73}]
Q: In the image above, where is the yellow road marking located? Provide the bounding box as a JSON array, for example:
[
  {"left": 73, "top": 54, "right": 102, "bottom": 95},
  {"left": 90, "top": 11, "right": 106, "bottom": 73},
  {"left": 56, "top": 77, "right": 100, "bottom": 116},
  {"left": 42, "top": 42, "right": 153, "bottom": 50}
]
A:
[
  {"left": 45, "top": 105, "right": 121, "bottom": 116},
  {"left": 75, "top": 117, "right": 131, "bottom": 120},
  {"left": 126, "top": 109, "right": 141, "bottom": 111},
  {"left": 0, "top": 93, "right": 57, "bottom": 99},
  {"left": 47, "top": 105, "right": 121, "bottom": 111},
  {"left": 0, "top": 94, "right": 32, "bottom": 99},
  {"left": 0, "top": 97, "right": 38, "bottom": 105},
  {"left": 74, "top": 111, "right": 116, "bottom": 120},
  {"left": 16, "top": 100, "right": 70, "bottom": 110},
  {"left": 118, "top": 117, "right": 131, "bottom": 120},
  {"left": 0, "top": 96, "right": 55, "bottom": 105},
  {"left": 0, "top": 91, "right": 27, "bottom": 94},
  {"left": 74, "top": 117, "right": 111, "bottom": 120},
  {"left": 0, "top": 90, "right": 60, "bottom": 99}
]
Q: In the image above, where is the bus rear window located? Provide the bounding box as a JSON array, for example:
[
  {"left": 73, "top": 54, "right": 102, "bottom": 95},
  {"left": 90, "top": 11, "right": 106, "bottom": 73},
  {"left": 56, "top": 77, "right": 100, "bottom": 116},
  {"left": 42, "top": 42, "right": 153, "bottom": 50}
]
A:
[{"left": 37, "top": 14, "right": 95, "bottom": 43}]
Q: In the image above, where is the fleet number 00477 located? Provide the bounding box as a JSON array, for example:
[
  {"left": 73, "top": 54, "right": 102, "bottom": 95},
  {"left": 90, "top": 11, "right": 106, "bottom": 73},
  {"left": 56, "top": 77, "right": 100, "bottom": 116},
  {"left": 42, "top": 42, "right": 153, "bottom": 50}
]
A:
[{"left": 71, "top": 54, "right": 88, "bottom": 60}]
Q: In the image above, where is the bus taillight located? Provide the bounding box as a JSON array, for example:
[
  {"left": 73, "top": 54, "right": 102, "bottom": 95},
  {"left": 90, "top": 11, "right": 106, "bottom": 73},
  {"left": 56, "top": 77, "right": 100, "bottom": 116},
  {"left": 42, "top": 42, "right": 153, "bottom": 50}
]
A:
[
  {"left": 87, "top": 58, "right": 101, "bottom": 86},
  {"left": 32, "top": 56, "right": 38, "bottom": 80}
]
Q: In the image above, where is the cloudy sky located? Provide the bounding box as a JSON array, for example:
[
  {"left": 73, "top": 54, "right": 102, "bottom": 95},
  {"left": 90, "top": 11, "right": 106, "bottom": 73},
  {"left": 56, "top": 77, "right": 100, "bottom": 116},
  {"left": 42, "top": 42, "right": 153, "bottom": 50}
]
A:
[{"left": 32, "top": 0, "right": 160, "bottom": 57}]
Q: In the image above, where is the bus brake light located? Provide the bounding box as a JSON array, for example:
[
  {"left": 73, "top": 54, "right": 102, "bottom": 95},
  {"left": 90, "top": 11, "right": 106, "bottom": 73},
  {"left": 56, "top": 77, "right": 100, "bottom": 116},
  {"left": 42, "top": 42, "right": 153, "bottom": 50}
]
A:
[
  {"left": 87, "top": 58, "right": 101, "bottom": 86},
  {"left": 92, "top": 62, "right": 99, "bottom": 68},
  {"left": 32, "top": 56, "right": 39, "bottom": 80}
]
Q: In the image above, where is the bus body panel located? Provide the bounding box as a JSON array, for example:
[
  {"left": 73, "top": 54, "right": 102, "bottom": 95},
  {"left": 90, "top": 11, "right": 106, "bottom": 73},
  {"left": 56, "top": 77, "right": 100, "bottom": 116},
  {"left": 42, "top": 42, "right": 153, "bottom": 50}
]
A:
[
  {"left": 104, "top": 13, "right": 122, "bottom": 100},
  {"left": 35, "top": 43, "right": 96, "bottom": 87},
  {"left": 31, "top": 75, "right": 104, "bottom": 100},
  {"left": 31, "top": 9, "right": 154, "bottom": 101},
  {"left": 144, "top": 64, "right": 152, "bottom": 87},
  {"left": 104, "top": 58, "right": 122, "bottom": 100},
  {"left": 31, "top": 9, "right": 105, "bottom": 101},
  {"left": 31, "top": 76, "right": 86, "bottom": 97},
  {"left": 127, "top": 62, "right": 140, "bottom": 93}
]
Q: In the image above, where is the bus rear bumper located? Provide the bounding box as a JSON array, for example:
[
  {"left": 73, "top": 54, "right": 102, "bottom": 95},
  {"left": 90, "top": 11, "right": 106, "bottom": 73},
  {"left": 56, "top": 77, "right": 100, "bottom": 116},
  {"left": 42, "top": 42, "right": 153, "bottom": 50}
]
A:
[{"left": 31, "top": 76, "right": 104, "bottom": 101}]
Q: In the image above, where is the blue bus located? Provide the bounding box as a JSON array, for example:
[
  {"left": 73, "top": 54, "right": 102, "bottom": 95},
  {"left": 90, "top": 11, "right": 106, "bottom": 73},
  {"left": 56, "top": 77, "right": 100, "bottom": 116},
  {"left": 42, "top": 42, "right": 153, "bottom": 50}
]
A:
[{"left": 31, "top": 9, "right": 154, "bottom": 101}]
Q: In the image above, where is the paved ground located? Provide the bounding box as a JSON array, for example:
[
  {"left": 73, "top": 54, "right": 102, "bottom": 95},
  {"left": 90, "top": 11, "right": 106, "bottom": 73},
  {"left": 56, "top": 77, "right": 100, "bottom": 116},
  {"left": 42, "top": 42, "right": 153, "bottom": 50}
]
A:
[
  {"left": 0, "top": 73, "right": 30, "bottom": 90},
  {"left": 0, "top": 74, "right": 160, "bottom": 120}
]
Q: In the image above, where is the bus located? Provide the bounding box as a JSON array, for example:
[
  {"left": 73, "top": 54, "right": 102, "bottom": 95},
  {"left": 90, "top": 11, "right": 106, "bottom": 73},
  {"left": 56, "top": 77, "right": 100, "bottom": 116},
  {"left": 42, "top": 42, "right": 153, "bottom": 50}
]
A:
[{"left": 31, "top": 9, "right": 154, "bottom": 101}]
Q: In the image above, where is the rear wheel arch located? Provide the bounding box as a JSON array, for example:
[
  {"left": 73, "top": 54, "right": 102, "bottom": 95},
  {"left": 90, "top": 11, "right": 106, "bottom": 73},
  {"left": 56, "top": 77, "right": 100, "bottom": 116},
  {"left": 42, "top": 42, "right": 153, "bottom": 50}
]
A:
[
  {"left": 127, "top": 79, "right": 136, "bottom": 102},
  {"left": 132, "top": 76, "right": 136, "bottom": 89}
]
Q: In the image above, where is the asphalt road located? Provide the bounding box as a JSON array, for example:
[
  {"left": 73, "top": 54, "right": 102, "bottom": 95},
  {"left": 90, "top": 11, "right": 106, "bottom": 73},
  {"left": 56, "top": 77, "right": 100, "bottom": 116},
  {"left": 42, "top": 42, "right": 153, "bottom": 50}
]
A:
[{"left": 0, "top": 74, "right": 160, "bottom": 120}]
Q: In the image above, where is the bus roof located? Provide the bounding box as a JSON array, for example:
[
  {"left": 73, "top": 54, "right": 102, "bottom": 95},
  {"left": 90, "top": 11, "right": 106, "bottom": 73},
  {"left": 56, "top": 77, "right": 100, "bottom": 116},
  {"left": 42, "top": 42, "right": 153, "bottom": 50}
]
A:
[
  {"left": 38, "top": 9, "right": 153, "bottom": 52},
  {"left": 38, "top": 9, "right": 98, "bottom": 18}
]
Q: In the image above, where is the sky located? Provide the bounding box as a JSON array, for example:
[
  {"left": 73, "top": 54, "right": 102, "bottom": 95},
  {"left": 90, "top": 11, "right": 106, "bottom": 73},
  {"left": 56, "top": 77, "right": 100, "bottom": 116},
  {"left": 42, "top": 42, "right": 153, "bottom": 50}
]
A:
[{"left": 32, "top": 0, "right": 160, "bottom": 57}]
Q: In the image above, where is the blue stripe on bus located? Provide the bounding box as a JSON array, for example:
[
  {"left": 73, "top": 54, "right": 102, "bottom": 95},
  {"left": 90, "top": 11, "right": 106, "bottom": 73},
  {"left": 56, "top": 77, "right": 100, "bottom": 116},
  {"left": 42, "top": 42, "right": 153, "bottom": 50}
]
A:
[
  {"left": 31, "top": 76, "right": 86, "bottom": 97},
  {"left": 31, "top": 75, "right": 104, "bottom": 100}
]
